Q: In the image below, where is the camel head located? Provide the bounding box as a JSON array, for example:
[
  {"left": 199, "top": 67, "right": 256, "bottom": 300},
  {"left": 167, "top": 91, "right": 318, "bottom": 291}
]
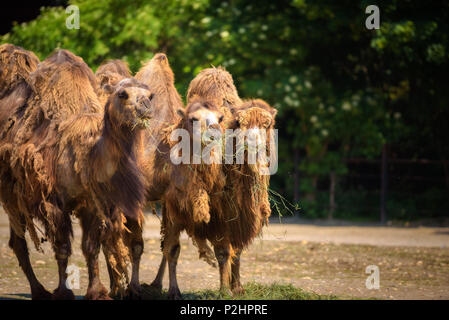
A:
[
  {"left": 231, "top": 99, "right": 277, "bottom": 163},
  {"left": 96, "top": 60, "right": 131, "bottom": 93},
  {"left": 105, "top": 78, "right": 154, "bottom": 130},
  {"left": 177, "top": 97, "right": 225, "bottom": 145}
]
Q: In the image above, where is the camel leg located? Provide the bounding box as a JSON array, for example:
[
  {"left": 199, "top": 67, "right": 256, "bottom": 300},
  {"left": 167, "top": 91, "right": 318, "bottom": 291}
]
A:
[
  {"left": 52, "top": 213, "right": 75, "bottom": 300},
  {"left": 150, "top": 204, "right": 167, "bottom": 291},
  {"left": 231, "top": 247, "right": 245, "bottom": 295},
  {"left": 124, "top": 216, "right": 144, "bottom": 299},
  {"left": 163, "top": 222, "right": 182, "bottom": 300},
  {"left": 103, "top": 248, "right": 118, "bottom": 296},
  {"left": 102, "top": 246, "right": 126, "bottom": 299},
  {"left": 213, "top": 242, "right": 232, "bottom": 295},
  {"left": 8, "top": 226, "right": 53, "bottom": 300},
  {"left": 79, "top": 212, "right": 111, "bottom": 300},
  {"left": 150, "top": 255, "right": 166, "bottom": 291}
]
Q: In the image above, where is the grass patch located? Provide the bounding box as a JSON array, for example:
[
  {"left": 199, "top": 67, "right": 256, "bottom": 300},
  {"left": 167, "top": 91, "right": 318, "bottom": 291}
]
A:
[{"left": 141, "top": 282, "right": 338, "bottom": 300}]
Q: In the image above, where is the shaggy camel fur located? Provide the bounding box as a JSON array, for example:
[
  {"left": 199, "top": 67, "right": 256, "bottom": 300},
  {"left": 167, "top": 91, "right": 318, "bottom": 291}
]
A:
[
  {"left": 0, "top": 45, "right": 153, "bottom": 299},
  {"left": 150, "top": 67, "right": 277, "bottom": 296}
]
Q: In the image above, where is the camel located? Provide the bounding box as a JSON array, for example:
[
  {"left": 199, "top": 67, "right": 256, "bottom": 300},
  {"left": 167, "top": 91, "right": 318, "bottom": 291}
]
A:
[
  {"left": 219, "top": 99, "right": 277, "bottom": 293},
  {"left": 149, "top": 67, "right": 277, "bottom": 296},
  {"left": 0, "top": 45, "right": 153, "bottom": 299},
  {"left": 148, "top": 97, "right": 226, "bottom": 299},
  {"left": 100, "top": 53, "right": 185, "bottom": 298},
  {"left": 94, "top": 58, "right": 148, "bottom": 298}
]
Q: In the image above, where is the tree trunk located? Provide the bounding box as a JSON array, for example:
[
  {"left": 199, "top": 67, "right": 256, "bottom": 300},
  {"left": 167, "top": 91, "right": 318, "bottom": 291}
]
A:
[{"left": 380, "top": 144, "right": 388, "bottom": 224}]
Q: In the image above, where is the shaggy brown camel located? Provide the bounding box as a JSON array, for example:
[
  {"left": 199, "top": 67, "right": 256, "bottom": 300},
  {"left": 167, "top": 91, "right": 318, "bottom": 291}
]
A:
[
  {"left": 0, "top": 45, "right": 153, "bottom": 299},
  {"left": 221, "top": 99, "right": 277, "bottom": 293},
  {"left": 94, "top": 58, "right": 148, "bottom": 299},
  {"left": 149, "top": 97, "right": 226, "bottom": 299},
  {"left": 100, "top": 53, "right": 185, "bottom": 298}
]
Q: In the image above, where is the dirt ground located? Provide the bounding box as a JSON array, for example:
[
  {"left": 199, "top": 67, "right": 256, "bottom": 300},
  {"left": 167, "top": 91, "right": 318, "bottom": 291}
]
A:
[{"left": 0, "top": 209, "right": 448, "bottom": 300}]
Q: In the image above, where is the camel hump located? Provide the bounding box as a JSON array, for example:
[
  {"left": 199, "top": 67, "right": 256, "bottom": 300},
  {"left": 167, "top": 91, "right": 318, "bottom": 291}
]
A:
[
  {"left": 239, "top": 99, "right": 278, "bottom": 117},
  {"left": 0, "top": 43, "right": 39, "bottom": 98},
  {"left": 96, "top": 59, "right": 131, "bottom": 80},
  {"left": 135, "top": 52, "right": 175, "bottom": 88},
  {"left": 30, "top": 49, "right": 102, "bottom": 120},
  {"left": 186, "top": 66, "right": 242, "bottom": 109}
]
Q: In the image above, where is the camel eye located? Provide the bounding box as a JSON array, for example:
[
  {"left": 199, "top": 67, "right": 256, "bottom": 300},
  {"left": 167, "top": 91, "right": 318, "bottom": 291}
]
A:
[
  {"left": 118, "top": 90, "right": 128, "bottom": 99},
  {"left": 148, "top": 93, "right": 154, "bottom": 101},
  {"left": 219, "top": 115, "right": 224, "bottom": 123}
]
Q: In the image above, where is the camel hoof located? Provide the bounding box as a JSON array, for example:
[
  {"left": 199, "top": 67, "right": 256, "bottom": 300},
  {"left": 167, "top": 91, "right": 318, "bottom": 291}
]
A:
[
  {"left": 219, "top": 287, "right": 233, "bottom": 298},
  {"left": 125, "top": 283, "right": 142, "bottom": 300},
  {"left": 53, "top": 287, "right": 75, "bottom": 300},
  {"left": 167, "top": 287, "right": 182, "bottom": 300},
  {"left": 232, "top": 285, "right": 245, "bottom": 296},
  {"left": 31, "top": 285, "right": 53, "bottom": 300},
  {"left": 84, "top": 285, "right": 112, "bottom": 300},
  {"left": 109, "top": 286, "right": 127, "bottom": 300},
  {"left": 148, "top": 280, "right": 163, "bottom": 292}
]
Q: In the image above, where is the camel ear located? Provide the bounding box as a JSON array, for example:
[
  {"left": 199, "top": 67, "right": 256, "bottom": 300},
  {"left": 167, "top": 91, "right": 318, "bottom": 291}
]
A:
[
  {"left": 177, "top": 108, "right": 186, "bottom": 118},
  {"left": 271, "top": 108, "right": 278, "bottom": 117}
]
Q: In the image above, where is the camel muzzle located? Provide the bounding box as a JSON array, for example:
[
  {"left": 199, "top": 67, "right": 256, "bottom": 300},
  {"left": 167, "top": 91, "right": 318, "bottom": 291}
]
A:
[{"left": 137, "top": 97, "right": 152, "bottom": 119}]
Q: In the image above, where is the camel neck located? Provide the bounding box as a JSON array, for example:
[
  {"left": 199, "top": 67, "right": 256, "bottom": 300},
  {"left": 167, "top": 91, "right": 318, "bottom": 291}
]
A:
[{"left": 92, "top": 110, "right": 141, "bottom": 183}]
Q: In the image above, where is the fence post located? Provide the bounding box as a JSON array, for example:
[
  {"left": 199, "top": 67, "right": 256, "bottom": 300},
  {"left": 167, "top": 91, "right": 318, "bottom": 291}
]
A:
[
  {"left": 329, "top": 171, "right": 336, "bottom": 220},
  {"left": 380, "top": 144, "right": 388, "bottom": 224},
  {"left": 294, "top": 148, "right": 300, "bottom": 203}
]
